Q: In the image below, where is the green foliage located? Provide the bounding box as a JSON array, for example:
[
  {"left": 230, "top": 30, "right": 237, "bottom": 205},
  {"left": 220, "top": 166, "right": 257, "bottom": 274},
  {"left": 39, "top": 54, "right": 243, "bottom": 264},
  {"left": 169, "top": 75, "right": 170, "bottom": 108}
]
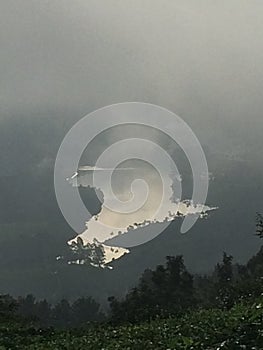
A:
[
  {"left": 108, "top": 255, "right": 196, "bottom": 323},
  {"left": 1, "top": 297, "right": 263, "bottom": 349},
  {"left": 12, "top": 294, "right": 104, "bottom": 328},
  {"left": 2, "top": 214, "right": 263, "bottom": 348},
  {"left": 0, "top": 295, "right": 17, "bottom": 321},
  {"left": 107, "top": 242, "right": 263, "bottom": 325},
  {"left": 214, "top": 252, "right": 235, "bottom": 309}
]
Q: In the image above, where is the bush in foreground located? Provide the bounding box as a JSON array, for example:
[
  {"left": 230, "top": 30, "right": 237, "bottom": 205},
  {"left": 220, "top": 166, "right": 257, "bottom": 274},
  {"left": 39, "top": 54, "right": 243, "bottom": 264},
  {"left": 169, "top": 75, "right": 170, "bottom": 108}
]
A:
[{"left": 1, "top": 296, "right": 263, "bottom": 350}]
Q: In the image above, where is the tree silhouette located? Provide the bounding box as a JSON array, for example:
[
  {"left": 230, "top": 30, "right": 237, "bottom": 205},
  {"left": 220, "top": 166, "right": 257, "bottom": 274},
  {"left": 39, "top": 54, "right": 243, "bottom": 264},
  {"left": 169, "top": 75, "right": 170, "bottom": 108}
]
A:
[
  {"left": 215, "top": 252, "right": 234, "bottom": 309},
  {"left": 72, "top": 297, "right": 102, "bottom": 325},
  {"left": 109, "top": 255, "right": 195, "bottom": 322},
  {"left": 0, "top": 295, "right": 17, "bottom": 321},
  {"left": 53, "top": 299, "right": 72, "bottom": 327},
  {"left": 70, "top": 237, "right": 105, "bottom": 267},
  {"left": 256, "top": 212, "right": 263, "bottom": 238}
]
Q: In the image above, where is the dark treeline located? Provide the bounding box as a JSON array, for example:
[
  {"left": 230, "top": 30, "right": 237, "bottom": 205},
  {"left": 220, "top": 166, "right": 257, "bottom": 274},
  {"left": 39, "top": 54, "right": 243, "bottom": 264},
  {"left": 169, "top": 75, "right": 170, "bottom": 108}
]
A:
[
  {"left": 1, "top": 214, "right": 263, "bottom": 328},
  {"left": 1, "top": 247, "right": 263, "bottom": 327},
  {"left": 107, "top": 213, "right": 263, "bottom": 323},
  {"left": 108, "top": 250, "right": 263, "bottom": 323},
  {"left": 0, "top": 294, "right": 104, "bottom": 328}
]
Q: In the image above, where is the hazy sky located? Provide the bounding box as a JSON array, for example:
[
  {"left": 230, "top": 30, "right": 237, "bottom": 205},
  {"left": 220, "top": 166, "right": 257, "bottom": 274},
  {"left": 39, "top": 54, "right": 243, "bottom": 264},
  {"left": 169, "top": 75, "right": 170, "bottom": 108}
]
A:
[
  {"left": 0, "top": 1, "right": 263, "bottom": 284},
  {"left": 1, "top": 0, "right": 263, "bottom": 164}
]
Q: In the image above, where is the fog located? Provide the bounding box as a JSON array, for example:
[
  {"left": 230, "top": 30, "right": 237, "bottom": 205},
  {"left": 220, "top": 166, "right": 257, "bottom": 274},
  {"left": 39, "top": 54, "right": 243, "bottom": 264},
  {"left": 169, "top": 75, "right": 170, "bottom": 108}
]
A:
[
  {"left": 1, "top": 0, "right": 263, "bottom": 165},
  {"left": 0, "top": 1, "right": 263, "bottom": 297}
]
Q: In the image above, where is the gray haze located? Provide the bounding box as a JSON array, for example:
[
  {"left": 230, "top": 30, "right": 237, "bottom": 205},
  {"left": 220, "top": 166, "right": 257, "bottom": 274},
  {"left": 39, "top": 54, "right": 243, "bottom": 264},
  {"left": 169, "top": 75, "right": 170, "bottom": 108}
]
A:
[
  {"left": 1, "top": 0, "right": 263, "bottom": 166},
  {"left": 0, "top": 1, "right": 263, "bottom": 300}
]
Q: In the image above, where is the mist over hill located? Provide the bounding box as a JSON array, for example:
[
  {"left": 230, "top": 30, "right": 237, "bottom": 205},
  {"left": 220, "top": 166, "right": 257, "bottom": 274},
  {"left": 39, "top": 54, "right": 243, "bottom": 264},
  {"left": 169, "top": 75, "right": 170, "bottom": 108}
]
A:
[
  {"left": 0, "top": 144, "right": 261, "bottom": 304},
  {"left": 1, "top": 0, "right": 263, "bottom": 305}
]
